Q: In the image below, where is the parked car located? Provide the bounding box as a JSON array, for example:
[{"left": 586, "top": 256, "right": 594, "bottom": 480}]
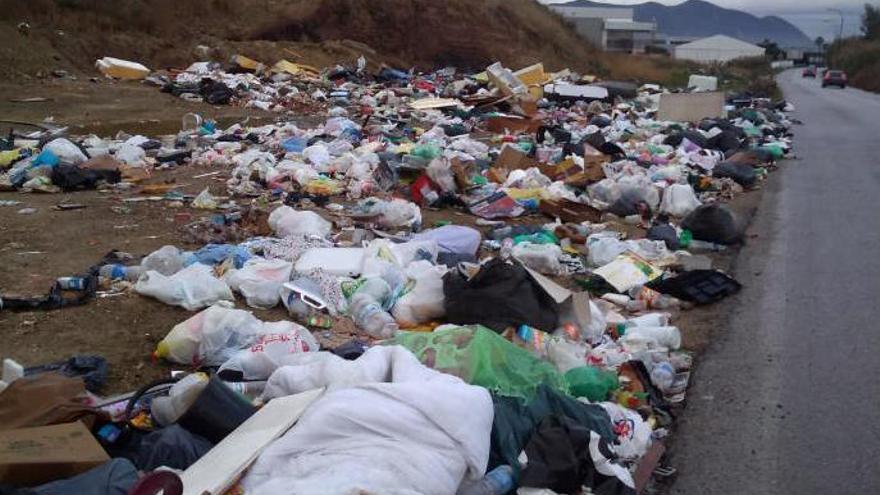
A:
[
  {"left": 822, "top": 70, "right": 848, "bottom": 88},
  {"left": 802, "top": 67, "right": 817, "bottom": 78}
]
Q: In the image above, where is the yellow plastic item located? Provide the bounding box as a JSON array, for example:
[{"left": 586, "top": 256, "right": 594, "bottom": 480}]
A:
[
  {"left": 514, "top": 63, "right": 549, "bottom": 99},
  {"left": 272, "top": 60, "right": 320, "bottom": 77},
  {"left": 230, "top": 54, "right": 263, "bottom": 72},
  {"left": 0, "top": 149, "right": 27, "bottom": 168},
  {"left": 95, "top": 57, "right": 150, "bottom": 80}
]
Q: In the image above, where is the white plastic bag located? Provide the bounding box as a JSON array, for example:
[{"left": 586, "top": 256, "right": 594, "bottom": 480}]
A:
[
  {"left": 599, "top": 402, "right": 652, "bottom": 460},
  {"left": 268, "top": 206, "right": 332, "bottom": 238},
  {"left": 659, "top": 183, "right": 701, "bottom": 217},
  {"left": 513, "top": 242, "right": 563, "bottom": 275},
  {"left": 135, "top": 263, "right": 233, "bottom": 311},
  {"left": 43, "top": 138, "right": 87, "bottom": 166},
  {"left": 115, "top": 143, "right": 147, "bottom": 167},
  {"left": 140, "top": 245, "right": 185, "bottom": 275},
  {"left": 155, "top": 304, "right": 263, "bottom": 366},
  {"left": 412, "top": 225, "right": 481, "bottom": 256},
  {"left": 391, "top": 260, "right": 448, "bottom": 326},
  {"left": 217, "top": 321, "right": 319, "bottom": 380},
  {"left": 224, "top": 257, "right": 293, "bottom": 309}
]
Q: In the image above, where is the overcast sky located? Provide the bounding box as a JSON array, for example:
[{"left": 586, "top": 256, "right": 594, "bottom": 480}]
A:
[{"left": 541, "top": 0, "right": 866, "bottom": 38}]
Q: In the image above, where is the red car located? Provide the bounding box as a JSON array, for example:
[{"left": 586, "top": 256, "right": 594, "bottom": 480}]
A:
[
  {"left": 822, "top": 70, "right": 848, "bottom": 88},
  {"left": 802, "top": 67, "right": 817, "bottom": 78}
]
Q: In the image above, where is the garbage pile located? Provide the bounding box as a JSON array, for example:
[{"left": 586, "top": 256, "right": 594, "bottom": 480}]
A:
[{"left": 0, "top": 59, "right": 794, "bottom": 495}]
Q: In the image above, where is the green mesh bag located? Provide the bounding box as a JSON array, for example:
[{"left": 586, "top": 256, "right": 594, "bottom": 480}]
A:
[{"left": 388, "top": 325, "right": 568, "bottom": 399}]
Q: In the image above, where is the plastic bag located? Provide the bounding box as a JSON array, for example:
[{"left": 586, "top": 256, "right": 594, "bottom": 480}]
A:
[
  {"left": 412, "top": 225, "right": 481, "bottom": 257},
  {"left": 135, "top": 263, "right": 233, "bottom": 311},
  {"left": 564, "top": 366, "right": 618, "bottom": 401},
  {"left": 618, "top": 326, "right": 681, "bottom": 352},
  {"left": 217, "top": 322, "right": 319, "bottom": 380},
  {"left": 598, "top": 402, "right": 652, "bottom": 460},
  {"left": 390, "top": 325, "right": 567, "bottom": 399},
  {"left": 155, "top": 304, "right": 263, "bottom": 366},
  {"left": 268, "top": 206, "right": 332, "bottom": 238},
  {"left": 192, "top": 187, "right": 218, "bottom": 210},
  {"left": 681, "top": 204, "right": 743, "bottom": 245},
  {"left": 115, "top": 143, "right": 147, "bottom": 166},
  {"left": 659, "top": 183, "right": 701, "bottom": 217},
  {"left": 43, "top": 138, "right": 87, "bottom": 166},
  {"left": 512, "top": 242, "right": 563, "bottom": 275},
  {"left": 141, "top": 245, "right": 185, "bottom": 275},
  {"left": 224, "top": 257, "right": 293, "bottom": 309},
  {"left": 391, "top": 260, "right": 448, "bottom": 326}
]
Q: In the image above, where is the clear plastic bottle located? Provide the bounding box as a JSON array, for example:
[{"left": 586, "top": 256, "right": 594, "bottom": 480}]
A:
[
  {"left": 350, "top": 293, "right": 398, "bottom": 339},
  {"left": 99, "top": 264, "right": 146, "bottom": 282},
  {"left": 458, "top": 465, "right": 515, "bottom": 495},
  {"left": 650, "top": 361, "right": 676, "bottom": 393}
]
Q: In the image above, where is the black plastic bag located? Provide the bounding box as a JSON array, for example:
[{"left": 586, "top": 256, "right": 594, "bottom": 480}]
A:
[
  {"left": 681, "top": 204, "right": 743, "bottom": 245},
  {"left": 713, "top": 161, "right": 757, "bottom": 187},
  {"left": 444, "top": 259, "right": 559, "bottom": 332},
  {"left": 50, "top": 165, "right": 121, "bottom": 191}
]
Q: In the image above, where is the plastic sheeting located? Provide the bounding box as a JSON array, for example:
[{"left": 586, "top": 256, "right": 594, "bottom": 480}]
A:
[{"left": 244, "top": 346, "right": 493, "bottom": 495}]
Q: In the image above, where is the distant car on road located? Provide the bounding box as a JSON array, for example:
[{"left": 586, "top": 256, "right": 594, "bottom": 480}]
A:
[
  {"left": 822, "top": 70, "right": 848, "bottom": 88},
  {"left": 802, "top": 67, "right": 816, "bottom": 78}
]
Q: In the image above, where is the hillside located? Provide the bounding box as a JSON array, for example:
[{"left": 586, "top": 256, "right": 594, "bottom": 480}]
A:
[
  {"left": 0, "top": 0, "right": 602, "bottom": 81},
  {"left": 567, "top": 0, "right": 812, "bottom": 47}
]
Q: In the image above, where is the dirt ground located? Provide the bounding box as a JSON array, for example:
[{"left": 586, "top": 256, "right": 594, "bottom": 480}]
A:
[{"left": 0, "top": 79, "right": 276, "bottom": 136}]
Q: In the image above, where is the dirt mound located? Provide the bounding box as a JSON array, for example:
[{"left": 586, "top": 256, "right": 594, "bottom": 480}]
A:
[
  {"left": 256, "top": 0, "right": 598, "bottom": 71},
  {"left": 0, "top": 0, "right": 597, "bottom": 81}
]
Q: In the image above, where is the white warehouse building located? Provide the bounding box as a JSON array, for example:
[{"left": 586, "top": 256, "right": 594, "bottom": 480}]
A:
[{"left": 674, "top": 35, "right": 766, "bottom": 63}]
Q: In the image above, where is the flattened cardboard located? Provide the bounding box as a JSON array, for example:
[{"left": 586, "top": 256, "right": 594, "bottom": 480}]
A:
[
  {"left": 658, "top": 92, "right": 725, "bottom": 122},
  {"left": 0, "top": 421, "right": 109, "bottom": 486}
]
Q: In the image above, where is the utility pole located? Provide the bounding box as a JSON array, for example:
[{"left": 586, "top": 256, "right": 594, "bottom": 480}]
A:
[{"left": 827, "top": 8, "right": 845, "bottom": 40}]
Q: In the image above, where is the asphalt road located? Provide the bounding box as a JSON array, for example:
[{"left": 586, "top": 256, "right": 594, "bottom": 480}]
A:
[{"left": 670, "top": 70, "right": 880, "bottom": 494}]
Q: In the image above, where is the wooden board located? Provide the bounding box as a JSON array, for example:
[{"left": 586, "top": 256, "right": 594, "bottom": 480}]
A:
[{"left": 181, "top": 388, "right": 324, "bottom": 495}]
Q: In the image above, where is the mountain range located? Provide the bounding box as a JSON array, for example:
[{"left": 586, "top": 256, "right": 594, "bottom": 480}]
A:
[{"left": 564, "top": 0, "right": 814, "bottom": 47}]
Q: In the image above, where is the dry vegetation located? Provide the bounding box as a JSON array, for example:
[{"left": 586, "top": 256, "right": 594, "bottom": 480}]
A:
[{"left": 0, "top": 0, "right": 692, "bottom": 85}]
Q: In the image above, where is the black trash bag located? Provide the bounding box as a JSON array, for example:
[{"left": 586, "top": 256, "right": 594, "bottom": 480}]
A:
[
  {"left": 590, "top": 115, "right": 612, "bottom": 128},
  {"left": 649, "top": 269, "right": 742, "bottom": 305},
  {"left": 518, "top": 415, "right": 636, "bottom": 495},
  {"left": 713, "top": 161, "right": 757, "bottom": 187},
  {"left": 199, "top": 78, "right": 234, "bottom": 105},
  {"left": 646, "top": 222, "right": 680, "bottom": 250},
  {"left": 177, "top": 376, "right": 256, "bottom": 444},
  {"left": 489, "top": 385, "right": 615, "bottom": 474},
  {"left": 443, "top": 258, "right": 559, "bottom": 332},
  {"left": 582, "top": 132, "right": 605, "bottom": 150},
  {"left": 25, "top": 355, "right": 108, "bottom": 392},
  {"left": 0, "top": 275, "right": 97, "bottom": 311},
  {"left": 682, "top": 129, "right": 709, "bottom": 148},
  {"left": 708, "top": 130, "right": 742, "bottom": 154},
  {"left": 662, "top": 132, "right": 683, "bottom": 147},
  {"left": 50, "top": 165, "right": 121, "bottom": 191},
  {"left": 133, "top": 425, "right": 213, "bottom": 471},
  {"left": 681, "top": 204, "right": 743, "bottom": 245}
]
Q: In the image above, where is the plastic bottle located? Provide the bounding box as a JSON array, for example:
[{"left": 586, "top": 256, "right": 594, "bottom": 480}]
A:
[
  {"left": 650, "top": 361, "right": 676, "bottom": 393},
  {"left": 629, "top": 286, "right": 680, "bottom": 310},
  {"left": 459, "top": 465, "right": 515, "bottom": 495},
  {"left": 99, "top": 264, "right": 146, "bottom": 282},
  {"left": 350, "top": 293, "right": 398, "bottom": 339},
  {"left": 304, "top": 315, "right": 334, "bottom": 328},
  {"left": 56, "top": 277, "right": 87, "bottom": 291},
  {"left": 151, "top": 373, "right": 209, "bottom": 426}
]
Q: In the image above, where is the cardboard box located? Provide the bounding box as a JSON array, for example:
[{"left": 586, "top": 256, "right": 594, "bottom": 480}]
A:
[
  {"left": 0, "top": 421, "right": 109, "bottom": 486},
  {"left": 658, "top": 92, "right": 725, "bottom": 122}
]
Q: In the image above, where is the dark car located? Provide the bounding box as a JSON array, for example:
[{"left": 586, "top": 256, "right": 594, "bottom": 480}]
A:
[
  {"left": 802, "top": 67, "right": 817, "bottom": 78},
  {"left": 822, "top": 70, "right": 848, "bottom": 88}
]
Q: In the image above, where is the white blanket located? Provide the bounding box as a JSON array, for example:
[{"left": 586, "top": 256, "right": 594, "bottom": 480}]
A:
[{"left": 242, "top": 346, "right": 493, "bottom": 495}]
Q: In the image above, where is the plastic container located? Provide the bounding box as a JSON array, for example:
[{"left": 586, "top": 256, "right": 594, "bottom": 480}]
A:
[
  {"left": 151, "top": 372, "right": 209, "bottom": 427},
  {"left": 650, "top": 361, "right": 675, "bottom": 393},
  {"left": 350, "top": 293, "right": 398, "bottom": 339},
  {"left": 459, "top": 465, "right": 515, "bottom": 495},
  {"left": 178, "top": 375, "right": 257, "bottom": 444},
  {"left": 99, "top": 264, "right": 146, "bottom": 282},
  {"left": 56, "top": 277, "right": 87, "bottom": 291}
]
